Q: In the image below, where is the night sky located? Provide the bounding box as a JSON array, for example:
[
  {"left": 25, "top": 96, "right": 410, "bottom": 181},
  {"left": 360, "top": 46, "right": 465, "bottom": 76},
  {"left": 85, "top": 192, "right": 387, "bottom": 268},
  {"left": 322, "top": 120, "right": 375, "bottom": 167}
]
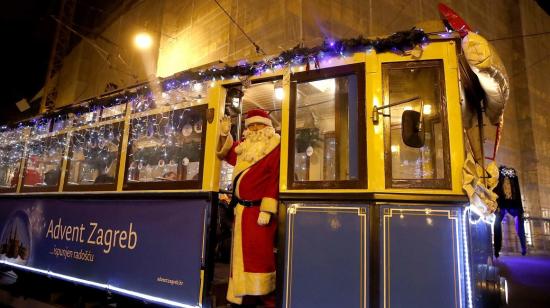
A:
[
  {"left": 1, "top": 1, "right": 58, "bottom": 124},
  {"left": 0, "top": 0, "right": 124, "bottom": 124}
]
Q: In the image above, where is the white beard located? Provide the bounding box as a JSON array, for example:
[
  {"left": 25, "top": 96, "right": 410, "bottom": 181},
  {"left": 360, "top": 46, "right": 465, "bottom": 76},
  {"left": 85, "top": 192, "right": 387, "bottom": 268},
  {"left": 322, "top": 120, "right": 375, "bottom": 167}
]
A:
[{"left": 235, "top": 126, "right": 278, "bottom": 163}]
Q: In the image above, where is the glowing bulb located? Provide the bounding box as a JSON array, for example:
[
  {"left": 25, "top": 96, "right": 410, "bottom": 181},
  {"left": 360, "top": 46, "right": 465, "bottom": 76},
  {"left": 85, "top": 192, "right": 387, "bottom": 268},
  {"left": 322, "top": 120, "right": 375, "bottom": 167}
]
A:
[
  {"left": 231, "top": 97, "right": 240, "bottom": 108},
  {"left": 193, "top": 82, "right": 203, "bottom": 92},
  {"left": 134, "top": 32, "right": 153, "bottom": 50},
  {"left": 274, "top": 87, "right": 284, "bottom": 100},
  {"left": 391, "top": 145, "right": 399, "bottom": 153},
  {"left": 423, "top": 104, "right": 432, "bottom": 115}
]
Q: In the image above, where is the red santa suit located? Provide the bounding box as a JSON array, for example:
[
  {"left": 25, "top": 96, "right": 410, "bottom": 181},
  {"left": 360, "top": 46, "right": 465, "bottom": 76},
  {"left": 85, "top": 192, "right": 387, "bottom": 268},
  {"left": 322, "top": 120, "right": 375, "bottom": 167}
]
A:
[{"left": 217, "top": 114, "right": 280, "bottom": 305}]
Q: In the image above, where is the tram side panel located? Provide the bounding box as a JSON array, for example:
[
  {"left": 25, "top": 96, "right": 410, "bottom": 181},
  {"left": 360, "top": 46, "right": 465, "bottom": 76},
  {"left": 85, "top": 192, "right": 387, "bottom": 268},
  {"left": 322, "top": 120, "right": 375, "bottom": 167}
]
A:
[
  {"left": 282, "top": 202, "right": 367, "bottom": 308},
  {"left": 0, "top": 197, "right": 210, "bottom": 308},
  {"left": 379, "top": 204, "right": 467, "bottom": 308}
]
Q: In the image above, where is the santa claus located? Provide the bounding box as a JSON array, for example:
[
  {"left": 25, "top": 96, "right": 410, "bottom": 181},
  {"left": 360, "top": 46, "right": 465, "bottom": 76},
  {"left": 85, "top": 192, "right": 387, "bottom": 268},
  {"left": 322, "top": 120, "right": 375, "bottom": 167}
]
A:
[{"left": 217, "top": 108, "right": 280, "bottom": 306}]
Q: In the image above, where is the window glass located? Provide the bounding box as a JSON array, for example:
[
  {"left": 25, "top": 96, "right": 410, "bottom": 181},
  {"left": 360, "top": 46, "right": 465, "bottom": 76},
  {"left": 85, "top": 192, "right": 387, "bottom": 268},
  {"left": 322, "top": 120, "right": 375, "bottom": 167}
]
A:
[
  {"left": 74, "top": 110, "right": 99, "bottom": 127},
  {"left": 132, "top": 82, "right": 208, "bottom": 114},
  {"left": 125, "top": 105, "right": 207, "bottom": 189},
  {"left": 219, "top": 80, "right": 284, "bottom": 190},
  {"left": 52, "top": 114, "right": 71, "bottom": 132},
  {"left": 32, "top": 118, "right": 52, "bottom": 135},
  {"left": 101, "top": 103, "right": 126, "bottom": 120},
  {"left": 384, "top": 61, "right": 449, "bottom": 188},
  {"left": 22, "top": 135, "right": 67, "bottom": 190},
  {"left": 64, "top": 122, "right": 124, "bottom": 189},
  {"left": 0, "top": 129, "right": 26, "bottom": 191},
  {"left": 289, "top": 64, "right": 365, "bottom": 188}
]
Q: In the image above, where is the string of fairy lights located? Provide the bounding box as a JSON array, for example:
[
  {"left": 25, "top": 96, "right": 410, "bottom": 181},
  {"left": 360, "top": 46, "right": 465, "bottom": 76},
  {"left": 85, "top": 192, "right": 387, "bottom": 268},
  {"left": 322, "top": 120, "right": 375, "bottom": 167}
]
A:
[{"left": 0, "top": 29, "right": 429, "bottom": 188}]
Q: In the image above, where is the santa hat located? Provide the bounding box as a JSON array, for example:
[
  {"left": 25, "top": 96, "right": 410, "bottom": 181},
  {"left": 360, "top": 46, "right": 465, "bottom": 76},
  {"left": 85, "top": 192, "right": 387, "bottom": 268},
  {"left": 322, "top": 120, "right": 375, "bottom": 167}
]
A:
[{"left": 245, "top": 108, "right": 272, "bottom": 127}]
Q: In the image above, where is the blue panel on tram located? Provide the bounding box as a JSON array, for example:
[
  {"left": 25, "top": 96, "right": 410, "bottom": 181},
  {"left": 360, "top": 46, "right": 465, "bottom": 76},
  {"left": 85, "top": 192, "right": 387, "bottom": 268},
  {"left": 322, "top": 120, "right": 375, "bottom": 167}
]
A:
[
  {"left": 284, "top": 205, "right": 367, "bottom": 308},
  {"left": 0, "top": 198, "right": 208, "bottom": 307},
  {"left": 380, "top": 205, "right": 463, "bottom": 308}
]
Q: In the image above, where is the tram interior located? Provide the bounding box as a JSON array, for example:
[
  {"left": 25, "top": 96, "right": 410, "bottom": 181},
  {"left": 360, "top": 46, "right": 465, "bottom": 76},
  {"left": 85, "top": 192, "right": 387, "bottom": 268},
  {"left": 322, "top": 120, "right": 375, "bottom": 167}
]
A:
[{"left": 387, "top": 64, "right": 445, "bottom": 182}]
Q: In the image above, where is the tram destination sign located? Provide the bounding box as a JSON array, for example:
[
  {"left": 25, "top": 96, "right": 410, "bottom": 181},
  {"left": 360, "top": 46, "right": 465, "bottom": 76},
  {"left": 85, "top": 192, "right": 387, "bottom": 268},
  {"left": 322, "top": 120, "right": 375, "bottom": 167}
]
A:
[{"left": 0, "top": 197, "right": 208, "bottom": 307}]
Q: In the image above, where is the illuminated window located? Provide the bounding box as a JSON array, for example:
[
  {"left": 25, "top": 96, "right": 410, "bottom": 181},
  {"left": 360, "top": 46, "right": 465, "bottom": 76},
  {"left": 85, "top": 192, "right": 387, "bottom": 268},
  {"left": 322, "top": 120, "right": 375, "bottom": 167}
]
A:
[
  {"left": 383, "top": 60, "right": 451, "bottom": 189},
  {"left": 21, "top": 135, "right": 67, "bottom": 193},
  {"left": 124, "top": 104, "right": 207, "bottom": 190},
  {"left": 543, "top": 209, "right": 550, "bottom": 235},
  {"left": 0, "top": 128, "right": 26, "bottom": 193},
  {"left": 288, "top": 63, "right": 366, "bottom": 189},
  {"left": 64, "top": 122, "right": 124, "bottom": 191},
  {"left": 524, "top": 220, "right": 533, "bottom": 246}
]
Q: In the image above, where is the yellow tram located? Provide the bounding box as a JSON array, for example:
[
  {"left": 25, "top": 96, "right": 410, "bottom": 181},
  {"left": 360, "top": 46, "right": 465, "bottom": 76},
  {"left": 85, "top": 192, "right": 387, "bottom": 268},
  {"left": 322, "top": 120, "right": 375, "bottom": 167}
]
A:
[{"left": 0, "top": 28, "right": 506, "bottom": 308}]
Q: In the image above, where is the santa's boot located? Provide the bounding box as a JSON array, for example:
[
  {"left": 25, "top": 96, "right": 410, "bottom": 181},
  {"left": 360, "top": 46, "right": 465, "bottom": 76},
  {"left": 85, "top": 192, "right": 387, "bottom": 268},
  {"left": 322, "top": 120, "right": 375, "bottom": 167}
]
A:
[{"left": 260, "top": 293, "right": 276, "bottom": 308}]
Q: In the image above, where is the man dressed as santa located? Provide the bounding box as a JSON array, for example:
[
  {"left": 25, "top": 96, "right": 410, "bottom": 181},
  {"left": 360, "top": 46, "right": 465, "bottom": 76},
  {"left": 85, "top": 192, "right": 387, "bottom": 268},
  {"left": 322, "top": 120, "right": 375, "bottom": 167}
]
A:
[{"left": 217, "top": 108, "right": 280, "bottom": 306}]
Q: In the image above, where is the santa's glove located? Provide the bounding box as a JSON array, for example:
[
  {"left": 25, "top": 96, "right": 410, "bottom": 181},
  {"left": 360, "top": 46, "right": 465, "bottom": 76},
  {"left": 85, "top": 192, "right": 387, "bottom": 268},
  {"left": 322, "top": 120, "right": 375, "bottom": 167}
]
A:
[
  {"left": 257, "top": 211, "right": 271, "bottom": 226},
  {"left": 220, "top": 116, "right": 231, "bottom": 137}
]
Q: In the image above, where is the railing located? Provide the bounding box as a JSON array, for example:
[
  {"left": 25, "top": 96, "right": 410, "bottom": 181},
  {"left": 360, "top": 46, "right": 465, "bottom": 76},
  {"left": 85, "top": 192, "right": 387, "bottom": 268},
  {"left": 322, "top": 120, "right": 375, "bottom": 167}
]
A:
[{"left": 500, "top": 216, "right": 550, "bottom": 255}]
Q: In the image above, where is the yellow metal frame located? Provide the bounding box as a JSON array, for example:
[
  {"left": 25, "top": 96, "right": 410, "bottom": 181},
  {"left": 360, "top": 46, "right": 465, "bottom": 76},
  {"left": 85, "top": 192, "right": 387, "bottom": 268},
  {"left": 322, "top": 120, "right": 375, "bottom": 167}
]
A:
[{"left": 277, "top": 40, "right": 464, "bottom": 196}]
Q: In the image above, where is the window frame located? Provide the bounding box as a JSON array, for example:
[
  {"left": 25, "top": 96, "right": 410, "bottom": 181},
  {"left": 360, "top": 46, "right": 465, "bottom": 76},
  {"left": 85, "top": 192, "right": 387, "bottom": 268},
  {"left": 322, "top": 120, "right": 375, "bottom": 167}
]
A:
[
  {"left": 62, "top": 121, "right": 125, "bottom": 192},
  {"left": 122, "top": 104, "right": 208, "bottom": 191},
  {"left": 287, "top": 63, "right": 367, "bottom": 190},
  {"left": 382, "top": 60, "right": 452, "bottom": 189}
]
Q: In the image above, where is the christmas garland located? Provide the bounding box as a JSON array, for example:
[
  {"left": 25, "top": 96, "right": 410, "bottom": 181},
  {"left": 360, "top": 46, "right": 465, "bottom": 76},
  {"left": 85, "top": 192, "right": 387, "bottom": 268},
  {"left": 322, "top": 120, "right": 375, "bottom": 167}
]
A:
[{"left": 168, "top": 28, "right": 428, "bottom": 86}]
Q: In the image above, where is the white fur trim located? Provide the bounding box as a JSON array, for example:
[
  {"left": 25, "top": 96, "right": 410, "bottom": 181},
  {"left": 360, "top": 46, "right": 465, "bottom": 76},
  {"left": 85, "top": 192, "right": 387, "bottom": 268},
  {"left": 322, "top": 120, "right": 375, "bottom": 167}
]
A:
[
  {"left": 260, "top": 198, "right": 278, "bottom": 214},
  {"left": 245, "top": 115, "right": 272, "bottom": 127}
]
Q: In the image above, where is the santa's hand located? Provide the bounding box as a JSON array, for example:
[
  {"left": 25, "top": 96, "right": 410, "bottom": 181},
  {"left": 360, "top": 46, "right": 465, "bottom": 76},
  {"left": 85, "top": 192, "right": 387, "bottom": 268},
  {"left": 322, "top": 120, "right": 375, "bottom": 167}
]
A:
[
  {"left": 257, "top": 211, "right": 271, "bottom": 226},
  {"left": 220, "top": 116, "right": 231, "bottom": 136}
]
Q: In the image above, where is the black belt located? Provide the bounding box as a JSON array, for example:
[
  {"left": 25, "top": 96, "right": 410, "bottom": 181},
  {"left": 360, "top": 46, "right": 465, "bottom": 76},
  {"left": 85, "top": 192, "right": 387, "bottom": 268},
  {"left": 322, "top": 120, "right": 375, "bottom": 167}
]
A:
[
  {"left": 236, "top": 198, "right": 261, "bottom": 207},
  {"left": 228, "top": 169, "right": 261, "bottom": 208}
]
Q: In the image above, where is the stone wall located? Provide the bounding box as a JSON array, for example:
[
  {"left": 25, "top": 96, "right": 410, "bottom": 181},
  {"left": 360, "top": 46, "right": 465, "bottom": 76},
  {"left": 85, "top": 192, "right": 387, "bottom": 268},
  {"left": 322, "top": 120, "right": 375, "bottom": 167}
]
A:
[{"left": 53, "top": 0, "right": 550, "bottom": 248}]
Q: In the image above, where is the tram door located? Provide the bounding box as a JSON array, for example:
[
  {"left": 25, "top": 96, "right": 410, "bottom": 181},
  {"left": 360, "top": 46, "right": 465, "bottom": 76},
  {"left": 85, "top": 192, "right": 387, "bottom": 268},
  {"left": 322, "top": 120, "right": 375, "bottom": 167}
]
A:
[{"left": 214, "top": 79, "right": 283, "bottom": 305}]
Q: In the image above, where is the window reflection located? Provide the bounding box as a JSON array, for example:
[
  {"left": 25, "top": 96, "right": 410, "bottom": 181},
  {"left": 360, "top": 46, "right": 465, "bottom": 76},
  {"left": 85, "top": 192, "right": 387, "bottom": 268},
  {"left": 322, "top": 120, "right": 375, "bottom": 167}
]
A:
[
  {"left": 126, "top": 106, "right": 205, "bottom": 185},
  {"left": 293, "top": 75, "right": 360, "bottom": 182},
  {"left": 132, "top": 82, "right": 208, "bottom": 114},
  {"left": 384, "top": 61, "right": 449, "bottom": 187},
  {"left": 23, "top": 135, "right": 67, "bottom": 188},
  {"left": 101, "top": 104, "right": 126, "bottom": 120},
  {"left": 66, "top": 122, "right": 123, "bottom": 187}
]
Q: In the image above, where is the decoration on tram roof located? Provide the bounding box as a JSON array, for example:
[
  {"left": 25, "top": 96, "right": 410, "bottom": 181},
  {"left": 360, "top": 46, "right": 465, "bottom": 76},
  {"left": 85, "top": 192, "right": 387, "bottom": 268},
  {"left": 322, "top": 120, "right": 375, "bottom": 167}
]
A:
[
  {"left": 463, "top": 153, "right": 499, "bottom": 217},
  {"left": 439, "top": 3, "right": 510, "bottom": 216},
  {"left": 439, "top": 3, "right": 509, "bottom": 127}
]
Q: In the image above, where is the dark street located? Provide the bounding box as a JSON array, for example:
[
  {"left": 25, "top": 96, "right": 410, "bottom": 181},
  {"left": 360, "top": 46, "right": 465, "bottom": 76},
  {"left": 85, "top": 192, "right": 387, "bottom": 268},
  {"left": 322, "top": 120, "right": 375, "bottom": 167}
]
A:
[{"left": 496, "top": 255, "right": 550, "bottom": 308}]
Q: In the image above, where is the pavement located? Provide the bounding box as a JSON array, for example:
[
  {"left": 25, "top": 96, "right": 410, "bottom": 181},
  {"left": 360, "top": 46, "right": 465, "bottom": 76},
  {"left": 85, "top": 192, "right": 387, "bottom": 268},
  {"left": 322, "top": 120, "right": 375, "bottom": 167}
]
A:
[{"left": 495, "top": 255, "right": 550, "bottom": 308}]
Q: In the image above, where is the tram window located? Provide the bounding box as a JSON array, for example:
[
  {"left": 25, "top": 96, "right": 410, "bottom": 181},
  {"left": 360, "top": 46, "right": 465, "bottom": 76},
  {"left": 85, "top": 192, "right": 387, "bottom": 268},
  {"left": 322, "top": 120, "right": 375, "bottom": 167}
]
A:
[
  {"left": 220, "top": 79, "right": 284, "bottom": 189},
  {"left": 124, "top": 104, "right": 207, "bottom": 190},
  {"left": 74, "top": 110, "right": 100, "bottom": 127},
  {"left": 101, "top": 103, "right": 127, "bottom": 120},
  {"left": 383, "top": 60, "right": 451, "bottom": 189},
  {"left": 131, "top": 82, "right": 208, "bottom": 114},
  {"left": 288, "top": 63, "right": 366, "bottom": 189},
  {"left": 21, "top": 135, "right": 67, "bottom": 192},
  {"left": 0, "top": 129, "right": 26, "bottom": 192},
  {"left": 52, "top": 115, "right": 71, "bottom": 132},
  {"left": 63, "top": 122, "right": 124, "bottom": 191},
  {"left": 32, "top": 118, "right": 52, "bottom": 135}
]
